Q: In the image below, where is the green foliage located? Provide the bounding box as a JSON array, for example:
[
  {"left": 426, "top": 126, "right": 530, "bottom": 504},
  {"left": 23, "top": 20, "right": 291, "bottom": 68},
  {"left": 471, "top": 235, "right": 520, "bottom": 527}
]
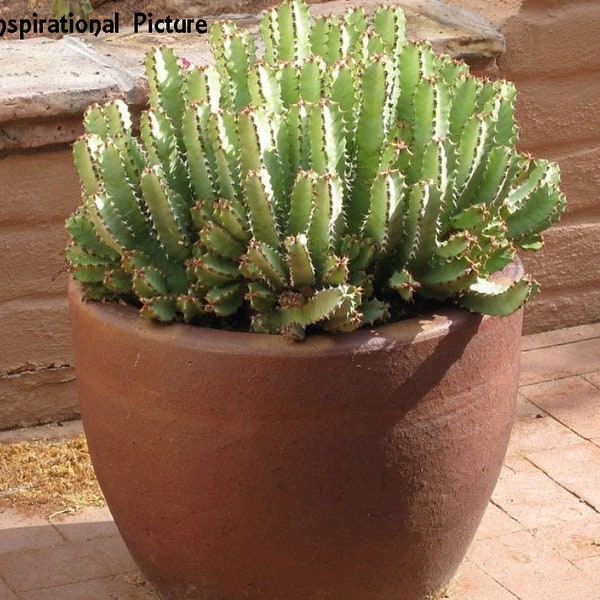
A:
[
  {"left": 52, "top": 0, "right": 94, "bottom": 19},
  {"left": 66, "top": 0, "right": 566, "bottom": 339}
]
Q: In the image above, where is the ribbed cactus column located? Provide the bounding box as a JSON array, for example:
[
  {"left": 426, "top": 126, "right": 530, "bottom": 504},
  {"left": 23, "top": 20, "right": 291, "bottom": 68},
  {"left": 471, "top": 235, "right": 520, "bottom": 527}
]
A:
[{"left": 66, "top": 0, "right": 565, "bottom": 339}]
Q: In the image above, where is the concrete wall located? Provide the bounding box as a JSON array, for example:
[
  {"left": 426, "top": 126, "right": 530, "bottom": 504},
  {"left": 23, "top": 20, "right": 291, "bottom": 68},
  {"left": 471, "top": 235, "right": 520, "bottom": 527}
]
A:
[{"left": 445, "top": 0, "right": 600, "bottom": 333}]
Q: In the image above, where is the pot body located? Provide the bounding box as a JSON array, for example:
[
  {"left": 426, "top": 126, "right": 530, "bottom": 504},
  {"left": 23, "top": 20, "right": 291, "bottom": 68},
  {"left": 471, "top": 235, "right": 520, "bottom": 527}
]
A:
[{"left": 69, "top": 280, "right": 522, "bottom": 600}]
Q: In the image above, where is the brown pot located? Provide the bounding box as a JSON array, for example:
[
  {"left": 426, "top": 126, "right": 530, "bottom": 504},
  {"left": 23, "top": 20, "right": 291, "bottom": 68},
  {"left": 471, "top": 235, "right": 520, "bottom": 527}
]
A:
[{"left": 68, "top": 278, "right": 522, "bottom": 600}]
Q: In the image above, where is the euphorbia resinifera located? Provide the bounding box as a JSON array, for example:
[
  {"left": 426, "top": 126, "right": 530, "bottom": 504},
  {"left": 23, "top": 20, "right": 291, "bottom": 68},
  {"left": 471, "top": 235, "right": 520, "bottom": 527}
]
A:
[{"left": 66, "top": 0, "right": 566, "bottom": 339}]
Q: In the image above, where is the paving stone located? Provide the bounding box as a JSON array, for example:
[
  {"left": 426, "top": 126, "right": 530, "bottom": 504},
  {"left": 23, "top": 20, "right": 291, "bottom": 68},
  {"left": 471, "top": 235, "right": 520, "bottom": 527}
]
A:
[
  {"left": 0, "top": 507, "right": 64, "bottom": 555},
  {"left": 466, "top": 528, "right": 589, "bottom": 600},
  {"left": 101, "top": 572, "right": 160, "bottom": 599},
  {"left": 521, "top": 322, "right": 600, "bottom": 351},
  {"left": 520, "top": 376, "right": 600, "bottom": 441},
  {"left": 50, "top": 506, "right": 119, "bottom": 542},
  {"left": 0, "top": 420, "right": 83, "bottom": 444},
  {"left": 520, "top": 335, "right": 600, "bottom": 385},
  {"left": 514, "top": 393, "right": 545, "bottom": 420},
  {"left": 584, "top": 370, "right": 600, "bottom": 390},
  {"left": 0, "top": 580, "right": 17, "bottom": 600},
  {"left": 573, "top": 555, "right": 600, "bottom": 587},
  {"left": 448, "top": 560, "right": 519, "bottom": 599},
  {"left": 507, "top": 397, "right": 582, "bottom": 457},
  {"left": 491, "top": 455, "right": 595, "bottom": 529},
  {"left": 531, "top": 517, "right": 600, "bottom": 562},
  {"left": 527, "top": 440, "right": 600, "bottom": 512},
  {"left": 0, "top": 534, "right": 136, "bottom": 593},
  {"left": 471, "top": 501, "right": 523, "bottom": 541},
  {"left": 20, "top": 572, "right": 159, "bottom": 600}
]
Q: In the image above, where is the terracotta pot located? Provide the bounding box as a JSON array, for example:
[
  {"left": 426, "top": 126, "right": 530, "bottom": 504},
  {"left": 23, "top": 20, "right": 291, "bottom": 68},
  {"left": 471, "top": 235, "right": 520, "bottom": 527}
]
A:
[{"left": 68, "top": 278, "right": 522, "bottom": 600}]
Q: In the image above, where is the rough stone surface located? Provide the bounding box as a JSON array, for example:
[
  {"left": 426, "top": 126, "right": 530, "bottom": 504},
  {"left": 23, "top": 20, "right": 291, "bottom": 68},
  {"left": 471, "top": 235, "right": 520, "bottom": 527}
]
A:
[
  {"left": 0, "top": 296, "right": 73, "bottom": 371},
  {"left": 0, "top": 151, "right": 80, "bottom": 226},
  {"left": 551, "top": 146, "right": 600, "bottom": 216},
  {"left": 521, "top": 223, "right": 600, "bottom": 334},
  {"left": 512, "top": 72, "right": 600, "bottom": 153},
  {"left": 0, "top": 38, "right": 133, "bottom": 121},
  {"left": 0, "top": 1, "right": 505, "bottom": 428},
  {"left": 0, "top": 365, "right": 77, "bottom": 430},
  {"left": 500, "top": 1, "right": 600, "bottom": 76},
  {"left": 0, "top": 1, "right": 503, "bottom": 151},
  {"left": 444, "top": 0, "right": 522, "bottom": 24},
  {"left": 0, "top": 38, "right": 143, "bottom": 150},
  {"left": 0, "top": 535, "right": 136, "bottom": 592},
  {"left": 163, "top": 0, "right": 293, "bottom": 16},
  {"left": 1, "top": 228, "right": 70, "bottom": 304},
  {"left": 0, "top": 148, "right": 80, "bottom": 428}
]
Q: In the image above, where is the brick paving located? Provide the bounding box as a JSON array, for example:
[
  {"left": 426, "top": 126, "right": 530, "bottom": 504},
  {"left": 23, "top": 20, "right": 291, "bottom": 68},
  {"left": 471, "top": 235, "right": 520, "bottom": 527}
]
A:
[
  {"left": 450, "top": 322, "right": 600, "bottom": 600},
  {"left": 1, "top": 323, "right": 599, "bottom": 600}
]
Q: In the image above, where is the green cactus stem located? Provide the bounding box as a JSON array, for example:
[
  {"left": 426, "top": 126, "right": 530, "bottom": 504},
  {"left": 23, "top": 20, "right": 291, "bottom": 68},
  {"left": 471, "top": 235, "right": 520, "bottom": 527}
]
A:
[{"left": 66, "top": 0, "right": 566, "bottom": 338}]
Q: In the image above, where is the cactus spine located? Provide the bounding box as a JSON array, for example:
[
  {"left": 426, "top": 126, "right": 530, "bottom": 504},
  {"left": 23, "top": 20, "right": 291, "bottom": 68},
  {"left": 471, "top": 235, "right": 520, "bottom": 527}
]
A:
[{"left": 66, "top": 0, "right": 566, "bottom": 339}]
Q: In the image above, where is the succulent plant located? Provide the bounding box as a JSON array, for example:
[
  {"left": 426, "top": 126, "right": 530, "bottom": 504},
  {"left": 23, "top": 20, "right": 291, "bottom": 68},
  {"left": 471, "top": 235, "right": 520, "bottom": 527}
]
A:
[
  {"left": 66, "top": 0, "right": 566, "bottom": 339},
  {"left": 53, "top": 0, "right": 94, "bottom": 20}
]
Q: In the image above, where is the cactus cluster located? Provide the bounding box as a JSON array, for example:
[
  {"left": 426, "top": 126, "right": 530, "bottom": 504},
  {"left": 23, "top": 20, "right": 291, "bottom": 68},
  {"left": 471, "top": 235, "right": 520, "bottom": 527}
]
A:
[{"left": 66, "top": 0, "right": 566, "bottom": 339}]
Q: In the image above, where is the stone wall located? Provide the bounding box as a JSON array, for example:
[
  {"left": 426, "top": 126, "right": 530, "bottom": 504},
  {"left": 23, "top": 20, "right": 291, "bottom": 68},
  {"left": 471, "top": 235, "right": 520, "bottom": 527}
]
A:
[
  {"left": 0, "top": 150, "right": 79, "bottom": 427},
  {"left": 445, "top": 0, "right": 600, "bottom": 333},
  {"left": 0, "top": 0, "right": 594, "bottom": 428},
  {"left": 0, "top": 0, "right": 505, "bottom": 430}
]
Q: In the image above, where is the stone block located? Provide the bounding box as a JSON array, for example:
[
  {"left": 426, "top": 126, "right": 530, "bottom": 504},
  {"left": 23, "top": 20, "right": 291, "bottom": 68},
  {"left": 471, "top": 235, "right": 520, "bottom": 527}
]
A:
[
  {"left": 508, "top": 397, "right": 582, "bottom": 456},
  {"left": 0, "top": 38, "right": 142, "bottom": 150},
  {"left": 547, "top": 145, "right": 600, "bottom": 216},
  {"left": 524, "top": 286, "right": 600, "bottom": 335},
  {"left": 50, "top": 507, "right": 118, "bottom": 543},
  {"left": 0, "top": 365, "right": 78, "bottom": 430},
  {"left": 448, "top": 560, "right": 519, "bottom": 600},
  {"left": 519, "top": 221, "right": 600, "bottom": 332},
  {"left": 0, "top": 581, "right": 17, "bottom": 600},
  {"left": 0, "top": 228, "right": 71, "bottom": 305},
  {"left": 521, "top": 222, "right": 600, "bottom": 294},
  {"left": 527, "top": 440, "right": 600, "bottom": 511},
  {"left": 491, "top": 455, "right": 595, "bottom": 529},
  {"left": 0, "top": 535, "right": 135, "bottom": 593},
  {"left": 0, "top": 508, "right": 64, "bottom": 556},
  {"left": 520, "top": 336, "right": 600, "bottom": 385},
  {"left": 521, "top": 322, "right": 600, "bottom": 351},
  {"left": 521, "top": 376, "right": 600, "bottom": 441},
  {"left": 466, "top": 528, "right": 594, "bottom": 599},
  {"left": 0, "top": 297, "right": 73, "bottom": 372},
  {"left": 531, "top": 517, "right": 600, "bottom": 563},
  {"left": 501, "top": 2, "right": 600, "bottom": 78},
  {"left": 0, "top": 150, "right": 80, "bottom": 226},
  {"left": 511, "top": 71, "right": 600, "bottom": 152}
]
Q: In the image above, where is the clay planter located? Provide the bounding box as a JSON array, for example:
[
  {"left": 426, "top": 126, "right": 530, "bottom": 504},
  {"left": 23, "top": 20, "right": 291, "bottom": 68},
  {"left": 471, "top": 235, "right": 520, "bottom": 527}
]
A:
[{"left": 69, "top": 278, "right": 522, "bottom": 600}]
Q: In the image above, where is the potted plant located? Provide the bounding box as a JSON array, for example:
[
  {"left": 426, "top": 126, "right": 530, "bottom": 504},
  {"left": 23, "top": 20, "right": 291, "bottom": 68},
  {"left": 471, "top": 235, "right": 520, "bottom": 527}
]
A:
[{"left": 66, "top": 1, "right": 565, "bottom": 598}]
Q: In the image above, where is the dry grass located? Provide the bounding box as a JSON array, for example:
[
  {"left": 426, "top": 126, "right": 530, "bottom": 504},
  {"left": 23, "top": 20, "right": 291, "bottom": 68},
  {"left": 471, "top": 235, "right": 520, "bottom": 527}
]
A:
[{"left": 0, "top": 433, "right": 105, "bottom": 512}]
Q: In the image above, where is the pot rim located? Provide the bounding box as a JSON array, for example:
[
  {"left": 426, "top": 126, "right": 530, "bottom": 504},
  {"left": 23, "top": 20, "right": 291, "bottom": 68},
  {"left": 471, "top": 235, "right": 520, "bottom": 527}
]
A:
[{"left": 68, "top": 258, "right": 523, "bottom": 358}]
